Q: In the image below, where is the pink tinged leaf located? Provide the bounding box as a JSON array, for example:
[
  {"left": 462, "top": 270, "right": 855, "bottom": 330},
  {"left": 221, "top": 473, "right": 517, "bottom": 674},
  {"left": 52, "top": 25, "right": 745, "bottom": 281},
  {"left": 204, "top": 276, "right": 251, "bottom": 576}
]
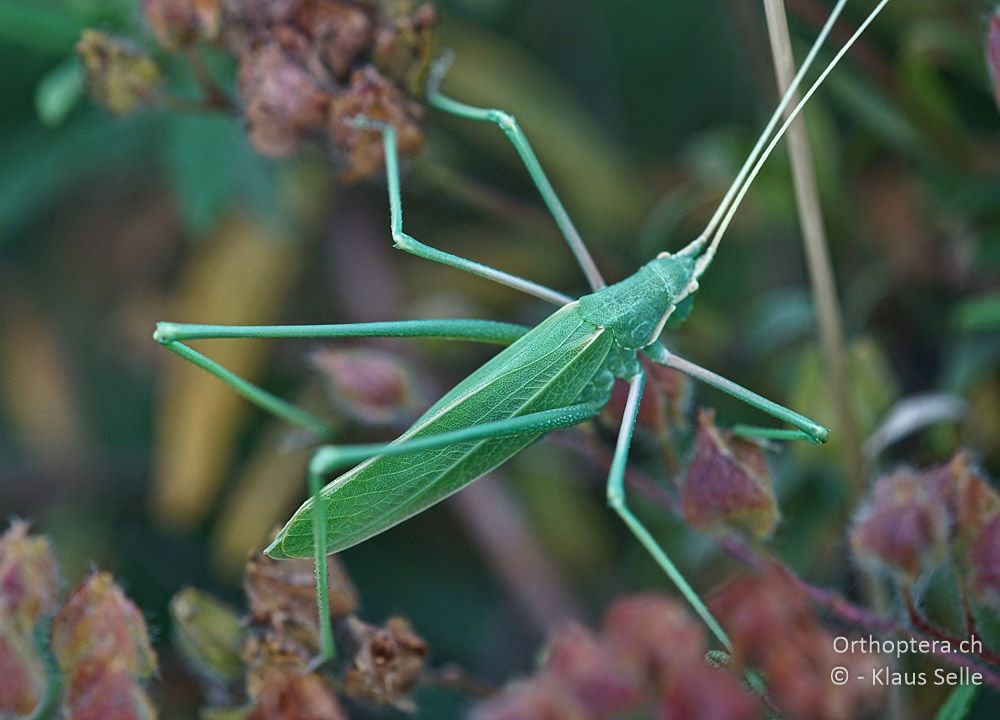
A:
[
  {"left": 988, "top": 9, "right": 1000, "bottom": 109},
  {"left": 0, "top": 521, "right": 60, "bottom": 631},
  {"left": 64, "top": 660, "right": 157, "bottom": 720},
  {"left": 0, "top": 629, "right": 47, "bottom": 715},
  {"left": 850, "top": 470, "right": 949, "bottom": 584},
  {"left": 601, "top": 594, "right": 705, "bottom": 686},
  {"left": 926, "top": 450, "right": 1000, "bottom": 547},
  {"left": 542, "top": 623, "right": 643, "bottom": 716},
  {"left": 681, "top": 410, "right": 779, "bottom": 540},
  {"left": 247, "top": 672, "right": 347, "bottom": 720},
  {"left": 469, "top": 677, "right": 588, "bottom": 720},
  {"left": 656, "top": 666, "right": 759, "bottom": 720},
  {"left": 968, "top": 514, "right": 1000, "bottom": 610},
  {"left": 51, "top": 572, "right": 157, "bottom": 678}
]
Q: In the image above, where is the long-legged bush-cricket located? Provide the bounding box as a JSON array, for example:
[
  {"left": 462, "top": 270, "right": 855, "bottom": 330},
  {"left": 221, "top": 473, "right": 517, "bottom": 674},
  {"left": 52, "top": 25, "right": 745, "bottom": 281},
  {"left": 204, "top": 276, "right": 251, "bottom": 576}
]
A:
[{"left": 154, "top": 0, "right": 891, "bottom": 664}]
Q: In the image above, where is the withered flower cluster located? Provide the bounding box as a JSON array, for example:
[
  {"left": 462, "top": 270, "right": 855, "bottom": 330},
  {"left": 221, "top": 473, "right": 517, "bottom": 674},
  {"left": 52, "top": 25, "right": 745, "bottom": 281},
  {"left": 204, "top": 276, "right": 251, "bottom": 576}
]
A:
[
  {"left": 851, "top": 451, "right": 1000, "bottom": 605},
  {"left": 80, "top": 0, "right": 437, "bottom": 180},
  {"left": 217, "top": 0, "right": 436, "bottom": 179},
  {"left": 0, "top": 522, "right": 158, "bottom": 720},
  {"left": 173, "top": 550, "right": 428, "bottom": 718}
]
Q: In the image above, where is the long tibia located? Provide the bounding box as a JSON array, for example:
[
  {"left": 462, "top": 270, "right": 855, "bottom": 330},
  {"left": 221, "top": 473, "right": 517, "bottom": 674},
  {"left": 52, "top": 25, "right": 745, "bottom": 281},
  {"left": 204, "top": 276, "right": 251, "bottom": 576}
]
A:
[
  {"left": 688, "top": 0, "right": 891, "bottom": 275},
  {"left": 426, "top": 54, "right": 606, "bottom": 291},
  {"left": 350, "top": 117, "right": 573, "bottom": 306},
  {"left": 606, "top": 372, "right": 734, "bottom": 650}
]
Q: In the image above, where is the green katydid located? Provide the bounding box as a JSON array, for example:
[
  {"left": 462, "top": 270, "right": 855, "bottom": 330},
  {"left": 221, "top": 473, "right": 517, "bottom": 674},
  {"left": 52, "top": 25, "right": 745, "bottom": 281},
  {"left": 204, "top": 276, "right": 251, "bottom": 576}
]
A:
[{"left": 154, "top": 0, "right": 891, "bottom": 664}]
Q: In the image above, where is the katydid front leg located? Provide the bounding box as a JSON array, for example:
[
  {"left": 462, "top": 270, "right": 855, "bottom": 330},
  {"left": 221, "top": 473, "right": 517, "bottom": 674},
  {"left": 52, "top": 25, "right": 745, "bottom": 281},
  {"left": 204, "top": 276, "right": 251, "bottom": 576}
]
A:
[
  {"left": 644, "top": 342, "right": 828, "bottom": 444},
  {"left": 352, "top": 117, "right": 573, "bottom": 306},
  {"left": 427, "top": 54, "right": 606, "bottom": 291}
]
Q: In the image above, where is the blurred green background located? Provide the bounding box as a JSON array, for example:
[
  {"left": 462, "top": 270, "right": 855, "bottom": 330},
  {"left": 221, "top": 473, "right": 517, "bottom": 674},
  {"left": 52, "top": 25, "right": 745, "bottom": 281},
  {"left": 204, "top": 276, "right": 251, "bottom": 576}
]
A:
[{"left": 1, "top": 0, "right": 998, "bottom": 717}]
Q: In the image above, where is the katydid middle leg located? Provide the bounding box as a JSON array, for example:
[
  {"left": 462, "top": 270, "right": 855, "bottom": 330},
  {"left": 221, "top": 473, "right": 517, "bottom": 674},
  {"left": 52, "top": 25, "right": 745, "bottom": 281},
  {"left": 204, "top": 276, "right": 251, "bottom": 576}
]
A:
[
  {"left": 426, "top": 55, "right": 606, "bottom": 291},
  {"left": 299, "top": 402, "right": 600, "bottom": 666},
  {"left": 605, "top": 372, "right": 734, "bottom": 651}
]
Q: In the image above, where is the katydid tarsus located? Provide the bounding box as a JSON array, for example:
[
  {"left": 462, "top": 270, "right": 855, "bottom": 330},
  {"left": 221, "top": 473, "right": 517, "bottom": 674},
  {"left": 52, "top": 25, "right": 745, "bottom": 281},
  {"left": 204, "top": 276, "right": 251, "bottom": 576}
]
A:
[{"left": 154, "top": 0, "right": 891, "bottom": 663}]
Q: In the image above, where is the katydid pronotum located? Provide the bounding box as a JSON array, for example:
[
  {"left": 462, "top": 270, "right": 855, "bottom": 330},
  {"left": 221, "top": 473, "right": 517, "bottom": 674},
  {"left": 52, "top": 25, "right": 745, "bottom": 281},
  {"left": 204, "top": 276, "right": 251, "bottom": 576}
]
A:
[{"left": 154, "top": 0, "right": 890, "bottom": 664}]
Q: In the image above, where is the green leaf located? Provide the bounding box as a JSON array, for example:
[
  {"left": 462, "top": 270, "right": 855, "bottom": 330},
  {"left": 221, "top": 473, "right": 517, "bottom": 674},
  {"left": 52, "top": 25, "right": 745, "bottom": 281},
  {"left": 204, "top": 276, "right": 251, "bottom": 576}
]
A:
[
  {"left": 953, "top": 293, "right": 1000, "bottom": 333},
  {"left": 164, "top": 114, "right": 276, "bottom": 234},
  {"left": 35, "top": 57, "right": 85, "bottom": 127},
  {"left": 934, "top": 683, "right": 978, "bottom": 720},
  {"left": 0, "top": 1, "right": 83, "bottom": 54}
]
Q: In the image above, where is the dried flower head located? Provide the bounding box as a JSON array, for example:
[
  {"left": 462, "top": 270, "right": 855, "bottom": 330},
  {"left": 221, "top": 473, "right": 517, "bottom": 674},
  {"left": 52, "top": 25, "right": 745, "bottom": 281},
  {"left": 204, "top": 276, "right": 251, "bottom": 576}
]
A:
[
  {"left": 328, "top": 66, "right": 425, "bottom": 181},
  {"left": 244, "top": 551, "right": 358, "bottom": 659},
  {"left": 76, "top": 31, "right": 162, "bottom": 115},
  {"left": 222, "top": 0, "right": 436, "bottom": 177},
  {"left": 850, "top": 469, "right": 949, "bottom": 584},
  {"left": 246, "top": 671, "right": 346, "bottom": 720},
  {"left": 681, "top": 409, "right": 779, "bottom": 540},
  {"left": 342, "top": 615, "right": 428, "bottom": 708},
  {"left": 238, "top": 42, "right": 332, "bottom": 157},
  {"left": 142, "top": 0, "right": 220, "bottom": 49}
]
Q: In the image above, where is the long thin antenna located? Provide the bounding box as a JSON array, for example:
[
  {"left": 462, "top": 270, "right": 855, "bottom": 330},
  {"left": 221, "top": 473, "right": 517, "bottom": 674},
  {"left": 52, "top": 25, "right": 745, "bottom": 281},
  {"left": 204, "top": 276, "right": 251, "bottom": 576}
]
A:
[
  {"left": 676, "top": 0, "right": 848, "bottom": 260},
  {"left": 693, "top": 0, "right": 891, "bottom": 277}
]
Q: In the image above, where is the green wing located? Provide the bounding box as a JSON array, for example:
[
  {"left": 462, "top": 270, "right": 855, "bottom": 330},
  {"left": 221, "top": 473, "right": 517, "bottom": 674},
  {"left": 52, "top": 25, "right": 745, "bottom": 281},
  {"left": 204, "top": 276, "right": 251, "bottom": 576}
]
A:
[{"left": 270, "top": 303, "right": 613, "bottom": 558}]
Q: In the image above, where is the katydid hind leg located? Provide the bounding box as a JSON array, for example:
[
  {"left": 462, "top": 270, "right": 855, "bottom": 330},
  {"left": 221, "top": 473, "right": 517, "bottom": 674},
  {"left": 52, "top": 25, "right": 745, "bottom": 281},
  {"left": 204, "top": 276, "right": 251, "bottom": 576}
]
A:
[
  {"left": 426, "top": 56, "right": 606, "bottom": 291},
  {"left": 606, "top": 372, "right": 734, "bottom": 652},
  {"left": 153, "top": 318, "right": 530, "bottom": 437},
  {"left": 304, "top": 403, "right": 598, "bottom": 479},
  {"left": 354, "top": 118, "right": 572, "bottom": 306}
]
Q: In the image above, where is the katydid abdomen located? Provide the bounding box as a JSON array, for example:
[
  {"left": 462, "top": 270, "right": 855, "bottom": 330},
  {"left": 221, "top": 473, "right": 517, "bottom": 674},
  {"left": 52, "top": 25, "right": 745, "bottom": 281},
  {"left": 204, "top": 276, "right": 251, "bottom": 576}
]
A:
[{"left": 267, "top": 302, "right": 618, "bottom": 558}]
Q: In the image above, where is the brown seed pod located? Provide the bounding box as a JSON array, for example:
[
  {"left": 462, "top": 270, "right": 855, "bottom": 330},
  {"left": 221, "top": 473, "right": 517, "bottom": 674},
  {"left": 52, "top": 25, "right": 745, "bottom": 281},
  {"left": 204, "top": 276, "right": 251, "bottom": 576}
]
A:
[
  {"left": 142, "top": 0, "right": 220, "bottom": 49},
  {"left": 328, "top": 65, "right": 425, "bottom": 180}
]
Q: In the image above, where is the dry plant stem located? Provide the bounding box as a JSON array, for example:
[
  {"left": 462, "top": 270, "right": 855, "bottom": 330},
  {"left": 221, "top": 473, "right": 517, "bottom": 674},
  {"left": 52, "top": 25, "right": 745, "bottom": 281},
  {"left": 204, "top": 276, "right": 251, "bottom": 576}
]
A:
[
  {"left": 762, "top": 0, "right": 864, "bottom": 497},
  {"left": 759, "top": 11, "right": 896, "bottom": 708},
  {"left": 185, "top": 47, "right": 234, "bottom": 110},
  {"left": 420, "top": 664, "right": 498, "bottom": 698}
]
